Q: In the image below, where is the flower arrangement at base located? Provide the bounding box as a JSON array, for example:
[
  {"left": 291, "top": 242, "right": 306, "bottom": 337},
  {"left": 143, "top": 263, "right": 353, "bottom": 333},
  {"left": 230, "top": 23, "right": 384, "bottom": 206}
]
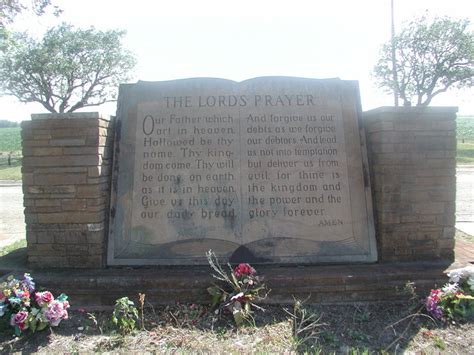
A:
[
  {"left": 425, "top": 265, "right": 474, "bottom": 321},
  {"left": 0, "top": 273, "right": 70, "bottom": 336},
  {"left": 206, "top": 250, "right": 269, "bottom": 326}
]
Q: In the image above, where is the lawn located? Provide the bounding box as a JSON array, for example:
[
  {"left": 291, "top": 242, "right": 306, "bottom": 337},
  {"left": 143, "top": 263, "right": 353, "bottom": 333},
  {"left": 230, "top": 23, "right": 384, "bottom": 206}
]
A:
[
  {"left": 0, "top": 127, "right": 22, "bottom": 180},
  {"left": 457, "top": 116, "right": 474, "bottom": 165},
  {"left": 458, "top": 140, "right": 474, "bottom": 164}
]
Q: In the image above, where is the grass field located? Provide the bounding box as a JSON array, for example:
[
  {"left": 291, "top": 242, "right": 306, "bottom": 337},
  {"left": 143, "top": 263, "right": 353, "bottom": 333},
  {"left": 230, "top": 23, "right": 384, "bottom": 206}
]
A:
[
  {"left": 0, "top": 126, "right": 21, "bottom": 180},
  {"left": 457, "top": 116, "right": 474, "bottom": 165},
  {"left": 0, "top": 126, "right": 21, "bottom": 152}
]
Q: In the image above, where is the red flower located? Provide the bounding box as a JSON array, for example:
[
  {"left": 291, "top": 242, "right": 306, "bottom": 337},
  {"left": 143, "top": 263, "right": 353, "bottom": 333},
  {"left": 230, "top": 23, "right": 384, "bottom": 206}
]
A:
[
  {"left": 234, "top": 263, "right": 256, "bottom": 278},
  {"left": 429, "top": 289, "right": 441, "bottom": 301}
]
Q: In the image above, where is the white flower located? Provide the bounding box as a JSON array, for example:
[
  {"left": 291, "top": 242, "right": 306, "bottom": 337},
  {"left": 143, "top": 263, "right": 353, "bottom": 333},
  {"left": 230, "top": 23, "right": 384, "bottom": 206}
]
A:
[
  {"left": 448, "top": 266, "right": 474, "bottom": 283},
  {"left": 230, "top": 292, "right": 244, "bottom": 301},
  {"left": 442, "top": 283, "right": 459, "bottom": 294}
]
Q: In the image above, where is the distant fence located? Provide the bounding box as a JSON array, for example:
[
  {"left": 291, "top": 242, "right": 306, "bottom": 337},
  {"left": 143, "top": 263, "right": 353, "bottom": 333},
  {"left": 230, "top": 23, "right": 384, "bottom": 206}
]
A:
[{"left": 0, "top": 152, "right": 22, "bottom": 167}]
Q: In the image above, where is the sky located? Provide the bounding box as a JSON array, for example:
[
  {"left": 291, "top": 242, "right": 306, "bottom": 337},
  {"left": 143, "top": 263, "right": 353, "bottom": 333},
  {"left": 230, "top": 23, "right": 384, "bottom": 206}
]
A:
[{"left": 1, "top": 0, "right": 473, "bottom": 122}]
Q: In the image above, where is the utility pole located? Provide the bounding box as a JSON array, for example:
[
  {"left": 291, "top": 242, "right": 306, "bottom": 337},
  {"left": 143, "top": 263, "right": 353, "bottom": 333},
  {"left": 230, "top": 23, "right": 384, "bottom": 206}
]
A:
[{"left": 391, "top": 0, "right": 399, "bottom": 106}]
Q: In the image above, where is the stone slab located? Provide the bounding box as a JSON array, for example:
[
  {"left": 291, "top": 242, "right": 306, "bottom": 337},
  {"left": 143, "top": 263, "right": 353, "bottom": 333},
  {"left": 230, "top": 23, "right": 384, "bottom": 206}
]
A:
[
  {"left": 108, "top": 77, "right": 376, "bottom": 265},
  {"left": 3, "top": 261, "right": 450, "bottom": 308}
]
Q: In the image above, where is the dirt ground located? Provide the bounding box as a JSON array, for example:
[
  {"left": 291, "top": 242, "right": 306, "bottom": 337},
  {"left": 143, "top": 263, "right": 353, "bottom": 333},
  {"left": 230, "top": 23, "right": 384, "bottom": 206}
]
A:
[{"left": 0, "top": 302, "right": 472, "bottom": 354}]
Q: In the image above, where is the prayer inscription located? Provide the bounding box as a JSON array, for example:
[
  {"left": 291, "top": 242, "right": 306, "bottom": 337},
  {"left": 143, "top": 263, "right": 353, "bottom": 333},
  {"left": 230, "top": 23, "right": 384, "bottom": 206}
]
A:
[{"left": 108, "top": 78, "right": 376, "bottom": 265}]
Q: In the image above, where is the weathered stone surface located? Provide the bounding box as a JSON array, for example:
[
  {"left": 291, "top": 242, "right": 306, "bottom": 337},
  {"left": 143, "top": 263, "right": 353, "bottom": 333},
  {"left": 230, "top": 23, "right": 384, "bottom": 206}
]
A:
[
  {"left": 364, "top": 106, "right": 457, "bottom": 262},
  {"left": 22, "top": 113, "right": 113, "bottom": 268},
  {"left": 30, "top": 261, "right": 450, "bottom": 307},
  {"left": 109, "top": 78, "right": 376, "bottom": 265}
]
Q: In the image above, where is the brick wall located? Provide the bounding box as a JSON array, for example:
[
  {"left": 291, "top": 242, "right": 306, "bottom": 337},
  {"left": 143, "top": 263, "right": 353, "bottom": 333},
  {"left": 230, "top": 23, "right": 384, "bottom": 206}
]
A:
[
  {"left": 364, "top": 107, "right": 457, "bottom": 262},
  {"left": 21, "top": 113, "right": 113, "bottom": 268}
]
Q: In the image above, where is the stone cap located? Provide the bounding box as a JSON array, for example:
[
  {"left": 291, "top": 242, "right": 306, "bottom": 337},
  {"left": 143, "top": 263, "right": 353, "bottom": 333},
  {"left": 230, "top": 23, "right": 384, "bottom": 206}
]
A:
[
  {"left": 363, "top": 106, "right": 458, "bottom": 117},
  {"left": 31, "top": 112, "right": 112, "bottom": 121}
]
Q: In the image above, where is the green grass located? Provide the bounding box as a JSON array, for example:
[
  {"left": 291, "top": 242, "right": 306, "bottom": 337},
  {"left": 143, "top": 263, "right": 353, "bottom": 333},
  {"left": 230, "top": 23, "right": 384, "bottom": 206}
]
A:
[
  {"left": 0, "top": 155, "right": 22, "bottom": 180},
  {"left": 0, "top": 127, "right": 22, "bottom": 180},
  {"left": 457, "top": 115, "right": 474, "bottom": 141},
  {"left": 457, "top": 140, "right": 474, "bottom": 164},
  {"left": 0, "top": 127, "right": 21, "bottom": 152},
  {"left": 0, "top": 239, "right": 26, "bottom": 257}
]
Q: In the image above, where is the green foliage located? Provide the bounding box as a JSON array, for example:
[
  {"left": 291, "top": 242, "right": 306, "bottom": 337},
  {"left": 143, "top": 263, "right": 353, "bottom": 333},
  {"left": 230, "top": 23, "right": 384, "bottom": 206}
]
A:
[
  {"left": 111, "top": 297, "right": 139, "bottom": 335},
  {"left": 0, "top": 126, "right": 22, "bottom": 179},
  {"left": 374, "top": 16, "right": 474, "bottom": 106},
  {"left": 0, "top": 127, "right": 21, "bottom": 152},
  {"left": 0, "top": 239, "right": 26, "bottom": 257},
  {"left": 457, "top": 141, "right": 474, "bottom": 164},
  {"left": 0, "top": 0, "right": 59, "bottom": 29},
  {"left": 457, "top": 116, "right": 474, "bottom": 141},
  {"left": 0, "top": 120, "right": 19, "bottom": 128},
  {"left": 0, "top": 23, "right": 136, "bottom": 113},
  {"left": 433, "top": 336, "right": 447, "bottom": 350}
]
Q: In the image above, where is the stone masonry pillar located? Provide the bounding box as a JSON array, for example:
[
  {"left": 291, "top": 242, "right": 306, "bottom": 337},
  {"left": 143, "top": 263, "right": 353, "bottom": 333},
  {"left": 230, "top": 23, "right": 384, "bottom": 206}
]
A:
[
  {"left": 21, "top": 113, "right": 113, "bottom": 268},
  {"left": 364, "top": 107, "right": 457, "bottom": 262}
]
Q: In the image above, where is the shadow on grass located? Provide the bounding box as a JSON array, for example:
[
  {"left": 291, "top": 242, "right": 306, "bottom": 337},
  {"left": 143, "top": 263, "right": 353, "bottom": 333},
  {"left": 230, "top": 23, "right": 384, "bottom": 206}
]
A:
[{"left": 0, "top": 246, "right": 27, "bottom": 272}]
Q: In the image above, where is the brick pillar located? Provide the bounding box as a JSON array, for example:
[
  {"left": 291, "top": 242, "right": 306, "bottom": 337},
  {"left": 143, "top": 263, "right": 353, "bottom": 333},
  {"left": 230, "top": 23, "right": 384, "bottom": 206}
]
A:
[
  {"left": 364, "top": 107, "right": 457, "bottom": 262},
  {"left": 21, "top": 113, "right": 113, "bottom": 268}
]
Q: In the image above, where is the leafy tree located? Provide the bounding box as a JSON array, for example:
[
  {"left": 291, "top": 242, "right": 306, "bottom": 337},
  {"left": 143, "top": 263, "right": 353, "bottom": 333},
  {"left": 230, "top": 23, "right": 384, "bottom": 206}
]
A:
[
  {"left": 0, "top": 23, "right": 136, "bottom": 113},
  {"left": 0, "top": 0, "right": 60, "bottom": 29},
  {"left": 0, "top": 119, "right": 18, "bottom": 127},
  {"left": 374, "top": 16, "right": 474, "bottom": 106}
]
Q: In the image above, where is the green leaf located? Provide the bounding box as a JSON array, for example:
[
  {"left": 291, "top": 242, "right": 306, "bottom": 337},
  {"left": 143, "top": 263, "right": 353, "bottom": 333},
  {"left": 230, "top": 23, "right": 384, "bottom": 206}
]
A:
[
  {"left": 232, "top": 309, "right": 245, "bottom": 327},
  {"left": 56, "top": 293, "right": 68, "bottom": 302},
  {"left": 29, "top": 318, "right": 37, "bottom": 333},
  {"left": 207, "top": 285, "right": 221, "bottom": 296},
  {"left": 37, "top": 321, "right": 48, "bottom": 331}
]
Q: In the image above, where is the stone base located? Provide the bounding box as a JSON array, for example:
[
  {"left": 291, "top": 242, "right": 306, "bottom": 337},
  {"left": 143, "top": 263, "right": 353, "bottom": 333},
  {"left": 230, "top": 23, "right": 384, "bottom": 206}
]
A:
[{"left": 27, "top": 261, "right": 451, "bottom": 309}]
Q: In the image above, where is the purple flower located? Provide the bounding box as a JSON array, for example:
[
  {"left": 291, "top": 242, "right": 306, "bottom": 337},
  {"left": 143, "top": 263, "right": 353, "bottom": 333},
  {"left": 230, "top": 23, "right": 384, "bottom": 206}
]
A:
[
  {"left": 44, "top": 300, "right": 69, "bottom": 326},
  {"left": 22, "top": 273, "right": 35, "bottom": 293},
  {"left": 426, "top": 291, "right": 444, "bottom": 319}
]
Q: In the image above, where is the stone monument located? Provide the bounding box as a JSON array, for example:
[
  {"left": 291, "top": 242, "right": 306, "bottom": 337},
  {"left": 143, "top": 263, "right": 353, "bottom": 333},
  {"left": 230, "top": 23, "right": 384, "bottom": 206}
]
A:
[{"left": 108, "top": 77, "right": 376, "bottom": 265}]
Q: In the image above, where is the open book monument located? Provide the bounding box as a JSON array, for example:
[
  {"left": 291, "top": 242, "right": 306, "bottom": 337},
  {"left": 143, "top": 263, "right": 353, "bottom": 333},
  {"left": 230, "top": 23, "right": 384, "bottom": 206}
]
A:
[{"left": 108, "top": 77, "right": 376, "bottom": 265}]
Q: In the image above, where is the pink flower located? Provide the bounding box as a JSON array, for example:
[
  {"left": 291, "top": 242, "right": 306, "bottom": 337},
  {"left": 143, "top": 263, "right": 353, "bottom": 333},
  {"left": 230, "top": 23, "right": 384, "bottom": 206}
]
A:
[
  {"left": 35, "top": 291, "right": 54, "bottom": 306},
  {"left": 234, "top": 263, "right": 256, "bottom": 278},
  {"left": 45, "top": 300, "right": 69, "bottom": 326},
  {"left": 10, "top": 311, "right": 28, "bottom": 330}
]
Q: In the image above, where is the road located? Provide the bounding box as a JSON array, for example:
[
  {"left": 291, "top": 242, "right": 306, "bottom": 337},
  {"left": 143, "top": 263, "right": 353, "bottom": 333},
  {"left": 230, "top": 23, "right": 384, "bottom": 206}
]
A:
[
  {"left": 0, "top": 166, "right": 473, "bottom": 248},
  {"left": 0, "top": 181, "right": 25, "bottom": 248},
  {"left": 456, "top": 165, "right": 474, "bottom": 235}
]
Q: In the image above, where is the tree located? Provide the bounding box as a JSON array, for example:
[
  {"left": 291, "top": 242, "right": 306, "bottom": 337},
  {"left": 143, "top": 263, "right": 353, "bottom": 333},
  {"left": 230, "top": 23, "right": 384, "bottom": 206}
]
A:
[
  {"left": 374, "top": 16, "right": 474, "bottom": 106},
  {"left": 0, "top": 23, "right": 136, "bottom": 113},
  {"left": 0, "top": 0, "right": 60, "bottom": 29}
]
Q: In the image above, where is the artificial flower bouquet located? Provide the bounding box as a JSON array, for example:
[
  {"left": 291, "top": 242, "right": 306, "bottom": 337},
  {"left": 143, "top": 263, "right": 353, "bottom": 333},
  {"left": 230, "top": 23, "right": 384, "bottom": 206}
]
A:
[
  {"left": 426, "top": 265, "right": 474, "bottom": 321},
  {"left": 0, "top": 273, "right": 70, "bottom": 335},
  {"left": 206, "top": 250, "right": 269, "bottom": 326}
]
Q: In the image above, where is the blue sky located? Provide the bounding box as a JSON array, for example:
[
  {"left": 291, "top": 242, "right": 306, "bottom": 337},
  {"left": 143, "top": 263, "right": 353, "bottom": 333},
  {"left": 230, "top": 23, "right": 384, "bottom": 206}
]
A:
[{"left": 1, "top": 0, "right": 473, "bottom": 121}]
